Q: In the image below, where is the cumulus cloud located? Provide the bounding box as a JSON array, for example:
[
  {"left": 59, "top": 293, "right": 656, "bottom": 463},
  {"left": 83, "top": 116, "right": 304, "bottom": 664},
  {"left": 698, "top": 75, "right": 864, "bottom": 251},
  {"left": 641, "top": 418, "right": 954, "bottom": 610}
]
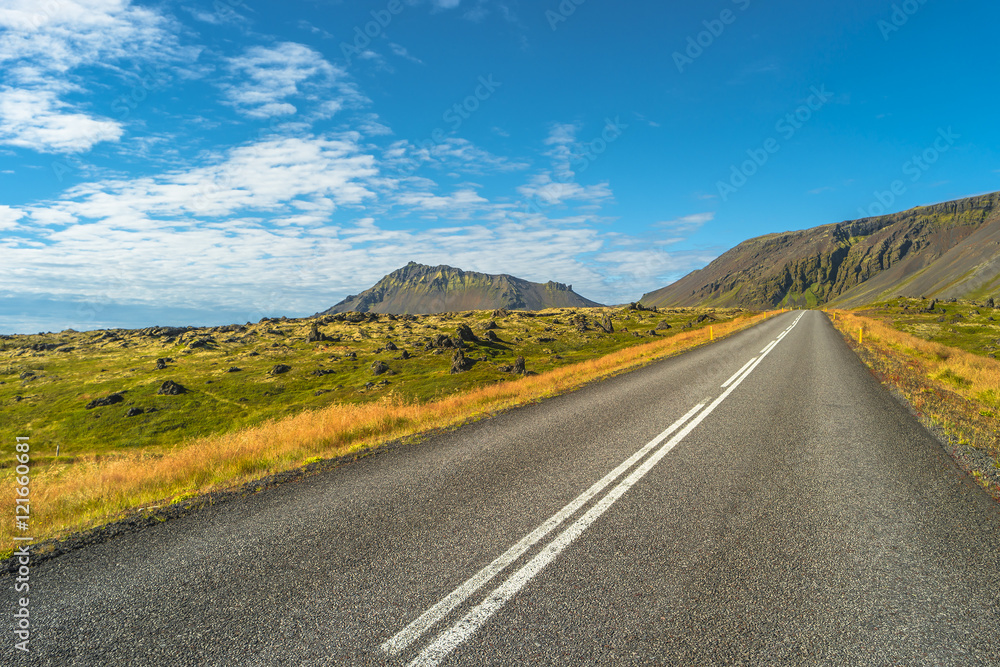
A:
[
  {"left": 511, "top": 121, "right": 615, "bottom": 208},
  {"left": 2, "top": 123, "right": 652, "bottom": 323},
  {"left": 222, "top": 42, "right": 367, "bottom": 119},
  {"left": 655, "top": 212, "right": 715, "bottom": 232},
  {"left": 381, "top": 137, "right": 529, "bottom": 177},
  {"left": 41, "top": 135, "right": 379, "bottom": 224},
  {"left": 0, "top": 204, "right": 25, "bottom": 231},
  {"left": 0, "top": 0, "right": 195, "bottom": 154},
  {"left": 0, "top": 87, "right": 123, "bottom": 154},
  {"left": 516, "top": 173, "right": 612, "bottom": 208},
  {"left": 594, "top": 248, "right": 718, "bottom": 285},
  {"left": 395, "top": 187, "right": 488, "bottom": 217}
]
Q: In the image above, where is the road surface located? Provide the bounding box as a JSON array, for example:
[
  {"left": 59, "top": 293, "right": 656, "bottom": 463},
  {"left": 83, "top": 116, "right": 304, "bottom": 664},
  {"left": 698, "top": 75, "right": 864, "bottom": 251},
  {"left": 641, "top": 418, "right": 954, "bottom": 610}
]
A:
[{"left": 4, "top": 310, "right": 999, "bottom": 665}]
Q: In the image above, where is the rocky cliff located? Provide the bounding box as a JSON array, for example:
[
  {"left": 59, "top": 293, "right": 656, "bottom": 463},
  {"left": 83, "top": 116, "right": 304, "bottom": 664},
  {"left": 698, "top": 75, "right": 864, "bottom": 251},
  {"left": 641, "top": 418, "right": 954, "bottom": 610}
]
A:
[{"left": 641, "top": 192, "right": 1000, "bottom": 309}]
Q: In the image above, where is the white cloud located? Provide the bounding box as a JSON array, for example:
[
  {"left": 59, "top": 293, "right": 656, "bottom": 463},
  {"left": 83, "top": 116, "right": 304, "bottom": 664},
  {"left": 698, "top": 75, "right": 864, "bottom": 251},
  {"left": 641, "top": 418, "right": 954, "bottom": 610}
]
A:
[
  {"left": 508, "top": 121, "right": 619, "bottom": 210},
  {"left": 356, "top": 114, "right": 394, "bottom": 137},
  {"left": 594, "top": 248, "right": 718, "bottom": 287},
  {"left": 388, "top": 42, "right": 423, "bottom": 65},
  {"left": 222, "top": 42, "right": 367, "bottom": 119},
  {"left": 296, "top": 20, "right": 334, "bottom": 40},
  {"left": 0, "top": 134, "right": 387, "bottom": 315},
  {"left": 1, "top": 119, "right": 654, "bottom": 319},
  {"left": 47, "top": 135, "right": 379, "bottom": 222},
  {"left": 184, "top": 3, "right": 246, "bottom": 26},
  {"left": 0, "top": 204, "right": 24, "bottom": 230},
  {"left": 395, "top": 187, "right": 488, "bottom": 216},
  {"left": 516, "top": 173, "right": 612, "bottom": 208},
  {"left": 0, "top": 87, "right": 123, "bottom": 154},
  {"left": 655, "top": 212, "right": 715, "bottom": 229},
  {"left": 381, "top": 137, "right": 529, "bottom": 178},
  {"left": 544, "top": 122, "right": 581, "bottom": 146},
  {"left": 807, "top": 185, "right": 836, "bottom": 195},
  {"left": 0, "top": 208, "right": 620, "bottom": 320},
  {"left": 0, "top": 0, "right": 185, "bottom": 72},
  {"left": 429, "top": 138, "right": 529, "bottom": 172},
  {"left": 0, "top": 0, "right": 195, "bottom": 154}
]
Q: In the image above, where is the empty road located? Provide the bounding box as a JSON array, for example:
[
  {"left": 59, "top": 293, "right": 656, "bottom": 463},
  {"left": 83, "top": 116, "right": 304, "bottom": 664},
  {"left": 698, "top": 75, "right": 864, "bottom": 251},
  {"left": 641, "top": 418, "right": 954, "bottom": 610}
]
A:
[{"left": 5, "top": 310, "right": 1000, "bottom": 665}]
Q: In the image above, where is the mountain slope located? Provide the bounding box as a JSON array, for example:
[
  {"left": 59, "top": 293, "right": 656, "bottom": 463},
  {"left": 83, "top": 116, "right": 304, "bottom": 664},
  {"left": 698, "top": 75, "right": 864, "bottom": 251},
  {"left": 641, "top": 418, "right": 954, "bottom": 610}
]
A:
[
  {"left": 641, "top": 192, "right": 1000, "bottom": 309},
  {"left": 320, "top": 262, "right": 603, "bottom": 314}
]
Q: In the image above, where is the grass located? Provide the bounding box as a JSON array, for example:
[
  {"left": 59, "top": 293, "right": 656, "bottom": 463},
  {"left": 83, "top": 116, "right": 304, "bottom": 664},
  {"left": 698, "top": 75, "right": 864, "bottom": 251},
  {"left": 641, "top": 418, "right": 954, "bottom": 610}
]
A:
[
  {"left": 0, "top": 307, "right": 776, "bottom": 557},
  {"left": 854, "top": 296, "right": 1000, "bottom": 359},
  {"left": 827, "top": 305, "right": 1000, "bottom": 498},
  {"left": 1, "top": 306, "right": 745, "bottom": 461}
]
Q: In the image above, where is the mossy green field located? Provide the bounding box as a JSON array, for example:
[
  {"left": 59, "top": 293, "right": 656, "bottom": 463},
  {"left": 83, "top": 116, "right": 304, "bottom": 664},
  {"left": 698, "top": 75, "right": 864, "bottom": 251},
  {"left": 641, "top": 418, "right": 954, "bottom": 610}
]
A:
[
  {"left": 856, "top": 297, "right": 1000, "bottom": 360},
  {"left": 1, "top": 306, "right": 742, "bottom": 467}
]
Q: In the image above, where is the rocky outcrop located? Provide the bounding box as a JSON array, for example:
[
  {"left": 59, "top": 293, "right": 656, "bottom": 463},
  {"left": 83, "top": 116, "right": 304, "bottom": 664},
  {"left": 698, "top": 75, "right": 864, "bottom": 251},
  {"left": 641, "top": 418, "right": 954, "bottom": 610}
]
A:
[
  {"left": 157, "top": 380, "right": 186, "bottom": 395},
  {"left": 449, "top": 349, "right": 472, "bottom": 374},
  {"left": 86, "top": 392, "right": 124, "bottom": 409},
  {"left": 456, "top": 324, "right": 478, "bottom": 343}
]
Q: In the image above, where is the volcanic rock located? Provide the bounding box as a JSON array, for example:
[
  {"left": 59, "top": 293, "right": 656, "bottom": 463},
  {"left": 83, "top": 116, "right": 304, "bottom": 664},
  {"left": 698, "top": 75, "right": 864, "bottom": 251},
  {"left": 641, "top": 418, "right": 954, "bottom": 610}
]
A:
[
  {"left": 157, "top": 380, "right": 186, "bottom": 395},
  {"left": 86, "top": 393, "right": 124, "bottom": 409}
]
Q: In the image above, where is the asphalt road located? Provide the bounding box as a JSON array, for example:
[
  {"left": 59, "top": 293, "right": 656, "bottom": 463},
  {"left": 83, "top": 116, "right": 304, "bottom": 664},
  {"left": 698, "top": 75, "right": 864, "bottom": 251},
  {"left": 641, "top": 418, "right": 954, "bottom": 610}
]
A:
[{"left": 5, "top": 310, "right": 1000, "bottom": 666}]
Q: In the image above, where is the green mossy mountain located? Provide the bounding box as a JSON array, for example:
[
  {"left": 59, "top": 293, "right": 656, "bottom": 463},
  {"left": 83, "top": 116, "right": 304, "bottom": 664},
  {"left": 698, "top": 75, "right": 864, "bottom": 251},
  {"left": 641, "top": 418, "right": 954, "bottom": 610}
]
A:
[
  {"left": 641, "top": 192, "right": 1000, "bottom": 309},
  {"left": 320, "top": 262, "right": 604, "bottom": 315}
]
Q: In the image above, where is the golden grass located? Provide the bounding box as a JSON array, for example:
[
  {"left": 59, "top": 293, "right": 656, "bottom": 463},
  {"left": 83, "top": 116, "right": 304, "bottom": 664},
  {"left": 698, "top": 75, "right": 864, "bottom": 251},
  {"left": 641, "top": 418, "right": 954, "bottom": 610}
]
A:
[
  {"left": 828, "top": 310, "right": 1000, "bottom": 404},
  {"left": 828, "top": 309, "right": 1000, "bottom": 498},
  {"left": 1, "top": 311, "right": 776, "bottom": 554}
]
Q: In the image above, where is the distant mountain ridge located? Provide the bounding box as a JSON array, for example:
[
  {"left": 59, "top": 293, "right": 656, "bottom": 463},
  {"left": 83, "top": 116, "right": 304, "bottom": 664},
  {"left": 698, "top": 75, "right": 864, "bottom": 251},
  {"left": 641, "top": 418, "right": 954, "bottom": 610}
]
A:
[
  {"left": 641, "top": 191, "right": 1000, "bottom": 310},
  {"left": 320, "top": 262, "right": 604, "bottom": 315}
]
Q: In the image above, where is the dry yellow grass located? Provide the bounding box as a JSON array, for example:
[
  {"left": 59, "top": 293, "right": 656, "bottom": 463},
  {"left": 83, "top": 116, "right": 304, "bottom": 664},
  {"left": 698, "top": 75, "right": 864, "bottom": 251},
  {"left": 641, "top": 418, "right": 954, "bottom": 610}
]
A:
[
  {"left": 828, "top": 309, "right": 1000, "bottom": 498},
  {"left": 1, "top": 311, "right": 777, "bottom": 554},
  {"left": 828, "top": 310, "right": 1000, "bottom": 404}
]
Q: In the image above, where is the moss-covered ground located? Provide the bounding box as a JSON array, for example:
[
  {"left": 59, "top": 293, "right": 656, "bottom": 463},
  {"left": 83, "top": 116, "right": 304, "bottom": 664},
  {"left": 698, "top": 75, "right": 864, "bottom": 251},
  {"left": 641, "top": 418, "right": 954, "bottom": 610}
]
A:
[{"left": 1, "top": 305, "right": 742, "bottom": 467}]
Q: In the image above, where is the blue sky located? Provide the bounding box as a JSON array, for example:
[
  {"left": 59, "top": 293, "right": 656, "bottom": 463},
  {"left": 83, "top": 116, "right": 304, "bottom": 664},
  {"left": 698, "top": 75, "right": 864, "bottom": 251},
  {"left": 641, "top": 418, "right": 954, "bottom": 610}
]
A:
[{"left": 1, "top": 0, "right": 998, "bottom": 333}]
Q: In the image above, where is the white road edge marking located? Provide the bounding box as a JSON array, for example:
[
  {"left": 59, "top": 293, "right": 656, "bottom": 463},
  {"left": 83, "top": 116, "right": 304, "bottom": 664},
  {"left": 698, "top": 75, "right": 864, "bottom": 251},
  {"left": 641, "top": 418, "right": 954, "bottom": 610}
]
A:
[
  {"left": 381, "top": 402, "right": 705, "bottom": 656},
  {"left": 721, "top": 357, "right": 756, "bottom": 388},
  {"left": 406, "top": 313, "right": 804, "bottom": 666}
]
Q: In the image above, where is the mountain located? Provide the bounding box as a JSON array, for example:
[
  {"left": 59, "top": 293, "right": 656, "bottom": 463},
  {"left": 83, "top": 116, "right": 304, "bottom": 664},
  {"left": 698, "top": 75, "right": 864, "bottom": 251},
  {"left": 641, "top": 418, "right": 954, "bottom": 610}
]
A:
[
  {"left": 319, "top": 262, "right": 604, "bottom": 314},
  {"left": 641, "top": 192, "right": 1000, "bottom": 310}
]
